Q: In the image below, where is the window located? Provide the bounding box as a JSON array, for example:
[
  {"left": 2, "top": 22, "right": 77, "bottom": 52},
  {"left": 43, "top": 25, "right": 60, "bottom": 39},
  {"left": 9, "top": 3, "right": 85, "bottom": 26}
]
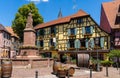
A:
[
  {"left": 39, "top": 29, "right": 44, "bottom": 36},
  {"left": 50, "top": 39, "right": 55, "bottom": 46},
  {"left": 40, "top": 40, "right": 44, "bottom": 47},
  {"left": 94, "top": 38, "right": 100, "bottom": 46},
  {"left": 85, "top": 26, "right": 91, "bottom": 34},
  {"left": 115, "top": 15, "right": 120, "bottom": 25},
  {"left": 69, "top": 39, "right": 75, "bottom": 48},
  {"left": 77, "top": 18, "right": 83, "bottom": 24},
  {"left": 115, "top": 5, "right": 120, "bottom": 25},
  {"left": 50, "top": 26, "right": 56, "bottom": 34},
  {"left": 70, "top": 28, "right": 75, "bottom": 35},
  {"left": 80, "top": 39, "right": 85, "bottom": 47}
]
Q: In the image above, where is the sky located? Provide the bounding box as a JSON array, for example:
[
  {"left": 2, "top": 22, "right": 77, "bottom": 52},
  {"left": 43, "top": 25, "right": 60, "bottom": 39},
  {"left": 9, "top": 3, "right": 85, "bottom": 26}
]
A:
[{"left": 0, "top": 0, "right": 112, "bottom": 26}]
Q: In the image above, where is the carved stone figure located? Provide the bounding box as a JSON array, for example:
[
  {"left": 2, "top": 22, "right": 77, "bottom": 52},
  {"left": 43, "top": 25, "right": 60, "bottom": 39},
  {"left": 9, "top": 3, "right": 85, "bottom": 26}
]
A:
[{"left": 26, "top": 11, "right": 33, "bottom": 28}]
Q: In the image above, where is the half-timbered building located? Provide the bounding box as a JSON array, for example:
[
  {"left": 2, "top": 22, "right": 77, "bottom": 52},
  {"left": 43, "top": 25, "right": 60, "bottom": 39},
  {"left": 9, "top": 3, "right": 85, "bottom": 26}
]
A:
[{"left": 34, "top": 10, "right": 110, "bottom": 62}]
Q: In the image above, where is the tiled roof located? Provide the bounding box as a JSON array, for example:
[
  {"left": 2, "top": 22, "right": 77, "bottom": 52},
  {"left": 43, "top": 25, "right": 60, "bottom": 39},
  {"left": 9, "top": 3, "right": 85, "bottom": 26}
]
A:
[
  {"left": 0, "top": 24, "right": 10, "bottom": 33},
  {"left": 34, "top": 10, "right": 88, "bottom": 29},
  {"left": 102, "top": 0, "right": 120, "bottom": 29},
  {"left": 6, "top": 27, "right": 19, "bottom": 38}
]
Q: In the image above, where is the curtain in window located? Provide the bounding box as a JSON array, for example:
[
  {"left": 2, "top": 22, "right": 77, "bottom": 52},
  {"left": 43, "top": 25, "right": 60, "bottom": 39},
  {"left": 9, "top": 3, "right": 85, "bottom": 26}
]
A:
[
  {"left": 90, "top": 38, "right": 94, "bottom": 48},
  {"left": 90, "top": 26, "right": 93, "bottom": 34},
  {"left": 67, "top": 29, "right": 71, "bottom": 36},
  {"left": 67, "top": 40, "right": 70, "bottom": 49},
  {"left": 82, "top": 27, "right": 85, "bottom": 35},
  {"left": 100, "top": 37, "right": 104, "bottom": 48},
  {"left": 85, "top": 39, "right": 88, "bottom": 48},
  {"left": 75, "top": 28, "right": 77, "bottom": 35},
  {"left": 74, "top": 39, "right": 80, "bottom": 48}
]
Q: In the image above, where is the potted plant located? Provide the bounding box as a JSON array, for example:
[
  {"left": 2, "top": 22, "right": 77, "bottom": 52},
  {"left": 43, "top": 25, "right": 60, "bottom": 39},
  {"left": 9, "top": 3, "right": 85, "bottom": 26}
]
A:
[{"left": 100, "top": 60, "right": 113, "bottom": 67}]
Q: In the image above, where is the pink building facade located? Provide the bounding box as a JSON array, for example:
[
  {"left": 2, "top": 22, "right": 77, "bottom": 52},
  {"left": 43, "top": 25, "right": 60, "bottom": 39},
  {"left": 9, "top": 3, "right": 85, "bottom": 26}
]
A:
[
  {"left": 0, "top": 24, "right": 11, "bottom": 58},
  {"left": 100, "top": 0, "right": 120, "bottom": 49}
]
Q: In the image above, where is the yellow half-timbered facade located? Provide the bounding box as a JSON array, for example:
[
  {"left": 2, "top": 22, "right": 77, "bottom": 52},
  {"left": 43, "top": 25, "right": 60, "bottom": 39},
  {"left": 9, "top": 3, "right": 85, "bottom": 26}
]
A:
[{"left": 34, "top": 10, "right": 110, "bottom": 62}]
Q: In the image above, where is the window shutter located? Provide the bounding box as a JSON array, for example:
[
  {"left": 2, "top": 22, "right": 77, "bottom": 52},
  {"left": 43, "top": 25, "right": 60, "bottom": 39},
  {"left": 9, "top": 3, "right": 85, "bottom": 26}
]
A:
[
  {"left": 90, "top": 26, "right": 93, "bottom": 34},
  {"left": 75, "top": 28, "right": 77, "bottom": 35},
  {"left": 74, "top": 39, "right": 78, "bottom": 48},
  {"left": 68, "top": 29, "right": 71, "bottom": 36},
  {"left": 85, "top": 39, "right": 88, "bottom": 48},
  {"left": 100, "top": 37, "right": 104, "bottom": 48},
  {"left": 82, "top": 27, "right": 85, "bottom": 35},
  {"left": 76, "top": 39, "right": 80, "bottom": 48},
  {"left": 67, "top": 41, "right": 70, "bottom": 49},
  {"left": 91, "top": 38, "right": 94, "bottom": 48}
]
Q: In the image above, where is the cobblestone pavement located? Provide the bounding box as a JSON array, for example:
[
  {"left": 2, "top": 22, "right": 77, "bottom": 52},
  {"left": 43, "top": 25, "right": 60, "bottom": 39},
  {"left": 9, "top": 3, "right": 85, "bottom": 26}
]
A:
[{"left": 11, "top": 65, "right": 120, "bottom": 78}]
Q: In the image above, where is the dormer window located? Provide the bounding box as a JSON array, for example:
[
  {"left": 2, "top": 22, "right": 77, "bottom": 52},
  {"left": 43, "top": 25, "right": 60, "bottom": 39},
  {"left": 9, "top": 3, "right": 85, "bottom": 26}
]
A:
[{"left": 115, "top": 5, "right": 120, "bottom": 25}]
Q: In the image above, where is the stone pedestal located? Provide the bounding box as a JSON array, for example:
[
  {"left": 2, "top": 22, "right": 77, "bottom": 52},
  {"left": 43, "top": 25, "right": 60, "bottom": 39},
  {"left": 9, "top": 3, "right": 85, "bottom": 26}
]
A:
[{"left": 16, "top": 12, "right": 39, "bottom": 59}]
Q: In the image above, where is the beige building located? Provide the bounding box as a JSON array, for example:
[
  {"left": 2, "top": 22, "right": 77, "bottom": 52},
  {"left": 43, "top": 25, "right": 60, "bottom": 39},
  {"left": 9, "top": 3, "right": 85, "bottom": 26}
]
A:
[{"left": 34, "top": 10, "right": 110, "bottom": 63}]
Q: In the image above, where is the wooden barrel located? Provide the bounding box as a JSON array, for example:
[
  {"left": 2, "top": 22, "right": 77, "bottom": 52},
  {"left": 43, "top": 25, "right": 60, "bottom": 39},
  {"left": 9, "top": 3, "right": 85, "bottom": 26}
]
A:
[
  {"left": 2, "top": 59, "right": 12, "bottom": 78},
  {"left": 53, "top": 61, "right": 62, "bottom": 75},
  {"left": 67, "top": 67, "right": 75, "bottom": 76},
  {"left": 57, "top": 69, "right": 67, "bottom": 78},
  {"left": 0, "top": 65, "right": 2, "bottom": 78},
  {"left": 76, "top": 54, "right": 89, "bottom": 67}
]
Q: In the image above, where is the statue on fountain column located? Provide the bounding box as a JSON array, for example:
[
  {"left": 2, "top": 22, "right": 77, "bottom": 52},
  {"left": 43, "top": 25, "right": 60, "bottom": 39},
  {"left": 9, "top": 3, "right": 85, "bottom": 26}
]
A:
[{"left": 25, "top": 11, "right": 33, "bottom": 29}]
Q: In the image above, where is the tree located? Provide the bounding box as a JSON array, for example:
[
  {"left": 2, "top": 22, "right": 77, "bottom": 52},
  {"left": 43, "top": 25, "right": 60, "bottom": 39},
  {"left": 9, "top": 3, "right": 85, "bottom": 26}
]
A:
[
  {"left": 108, "top": 49, "right": 120, "bottom": 66},
  {"left": 12, "top": 3, "right": 43, "bottom": 42}
]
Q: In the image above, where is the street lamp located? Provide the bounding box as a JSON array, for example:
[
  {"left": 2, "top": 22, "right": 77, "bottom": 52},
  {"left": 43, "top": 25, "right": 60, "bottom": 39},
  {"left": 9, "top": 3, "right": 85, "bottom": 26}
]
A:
[
  {"left": 95, "top": 38, "right": 100, "bottom": 72},
  {"left": 88, "top": 40, "right": 92, "bottom": 78}
]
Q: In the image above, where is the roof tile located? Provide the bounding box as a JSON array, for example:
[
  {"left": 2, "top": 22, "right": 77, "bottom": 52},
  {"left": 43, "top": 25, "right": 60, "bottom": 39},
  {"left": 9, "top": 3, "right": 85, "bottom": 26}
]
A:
[{"left": 34, "top": 10, "right": 88, "bottom": 29}]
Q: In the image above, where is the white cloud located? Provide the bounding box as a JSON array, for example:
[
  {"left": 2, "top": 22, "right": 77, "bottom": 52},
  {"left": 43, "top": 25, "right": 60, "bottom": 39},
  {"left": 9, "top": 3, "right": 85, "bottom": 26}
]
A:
[
  {"left": 42, "top": 0, "right": 49, "bottom": 2},
  {"left": 27, "top": 0, "right": 49, "bottom": 4},
  {"left": 72, "top": 0, "right": 77, "bottom": 10}
]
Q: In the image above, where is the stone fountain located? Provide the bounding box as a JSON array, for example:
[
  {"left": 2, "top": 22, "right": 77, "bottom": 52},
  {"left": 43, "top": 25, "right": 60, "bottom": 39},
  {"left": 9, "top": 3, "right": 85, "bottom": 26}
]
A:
[{"left": 12, "top": 12, "right": 53, "bottom": 68}]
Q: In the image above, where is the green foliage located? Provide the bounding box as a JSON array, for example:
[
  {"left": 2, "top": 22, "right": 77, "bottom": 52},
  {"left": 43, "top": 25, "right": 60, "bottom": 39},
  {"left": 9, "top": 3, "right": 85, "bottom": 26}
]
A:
[
  {"left": 19, "top": 45, "right": 38, "bottom": 49},
  {"left": 90, "top": 57, "right": 101, "bottom": 64},
  {"left": 71, "top": 59, "right": 76, "bottom": 64},
  {"left": 12, "top": 3, "right": 43, "bottom": 42},
  {"left": 100, "top": 60, "right": 113, "bottom": 67},
  {"left": 53, "top": 55, "right": 59, "bottom": 59},
  {"left": 109, "top": 49, "right": 120, "bottom": 58},
  {"left": 62, "top": 54, "right": 67, "bottom": 60}
]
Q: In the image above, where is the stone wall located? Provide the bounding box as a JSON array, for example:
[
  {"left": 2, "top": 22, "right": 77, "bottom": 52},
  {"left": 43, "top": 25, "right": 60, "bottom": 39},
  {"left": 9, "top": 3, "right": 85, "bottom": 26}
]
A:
[{"left": 11, "top": 58, "right": 53, "bottom": 68}]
